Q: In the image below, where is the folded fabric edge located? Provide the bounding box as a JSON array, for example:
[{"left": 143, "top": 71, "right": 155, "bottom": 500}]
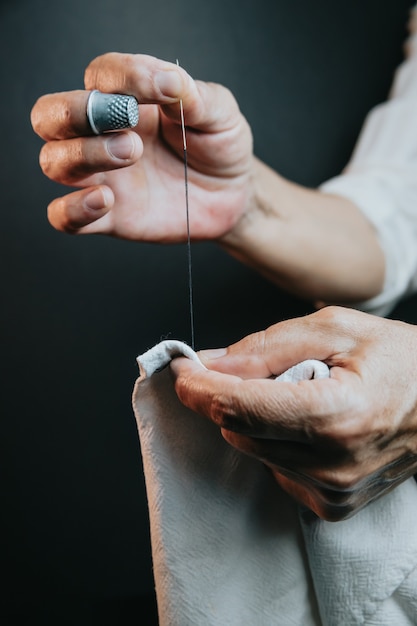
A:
[
  {"left": 136, "top": 339, "right": 204, "bottom": 380},
  {"left": 136, "top": 339, "right": 330, "bottom": 383}
]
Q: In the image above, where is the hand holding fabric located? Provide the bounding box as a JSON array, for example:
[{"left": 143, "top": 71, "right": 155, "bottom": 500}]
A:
[{"left": 170, "top": 306, "right": 417, "bottom": 520}]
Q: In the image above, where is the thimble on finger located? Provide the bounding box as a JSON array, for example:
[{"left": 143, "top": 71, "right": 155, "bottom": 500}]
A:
[{"left": 87, "top": 90, "right": 139, "bottom": 135}]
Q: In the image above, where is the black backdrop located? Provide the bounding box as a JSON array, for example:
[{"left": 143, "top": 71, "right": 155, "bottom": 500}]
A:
[{"left": 0, "top": 0, "right": 416, "bottom": 624}]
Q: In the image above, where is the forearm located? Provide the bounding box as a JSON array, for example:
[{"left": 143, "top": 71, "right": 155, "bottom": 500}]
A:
[
  {"left": 222, "top": 12, "right": 417, "bottom": 310},
  {"left": 220, "top": 157, "right": 385, "bottom": 304}
]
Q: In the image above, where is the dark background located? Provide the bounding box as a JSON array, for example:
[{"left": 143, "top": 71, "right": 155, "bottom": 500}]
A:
[{"left": 1, "top": 0, "right": 416, "bottom": 624}]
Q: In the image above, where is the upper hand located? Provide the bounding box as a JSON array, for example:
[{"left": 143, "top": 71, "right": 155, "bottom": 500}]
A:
[
  {"left": 170, "top": 306, "right": 417, "bottom": 520},
  {"left": 30, "top": 53, "right": 253, "bottom": 241}
]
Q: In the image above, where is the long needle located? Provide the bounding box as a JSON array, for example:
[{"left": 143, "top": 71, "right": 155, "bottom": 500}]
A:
[{"left": 177, "top": 60, "right": 195, "bottom": 350}]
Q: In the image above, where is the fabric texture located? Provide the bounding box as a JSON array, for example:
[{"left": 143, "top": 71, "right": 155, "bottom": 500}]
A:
[{"left": 133, "top": 340, "right": 417, "bottom": 626}]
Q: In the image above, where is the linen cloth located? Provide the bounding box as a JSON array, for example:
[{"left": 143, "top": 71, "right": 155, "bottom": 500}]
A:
[{"left": 133, "top": 340, "right": 417, "bottom": 625}]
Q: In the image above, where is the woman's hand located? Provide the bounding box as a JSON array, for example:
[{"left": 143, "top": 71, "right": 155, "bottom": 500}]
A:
[
  {"left": 30, "top": 53, "right": 253, "bottom": 241},
  {"left": 170, "top": 306, "right": 417, "bottom": 521},
  {"left": 31, "top": 51, "right": 384, "bottom": 304}
]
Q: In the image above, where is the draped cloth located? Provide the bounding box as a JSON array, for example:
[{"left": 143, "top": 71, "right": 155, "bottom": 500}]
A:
[{"left": 133, "top": 340, "right": 417, "bottom": 626}]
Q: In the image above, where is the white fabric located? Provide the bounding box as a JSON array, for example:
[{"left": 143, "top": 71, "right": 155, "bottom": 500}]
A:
[
  {"left": 133, "top": 340, "right": 417, "bottom": 626},
  {"left": 320, "top": 4, "right": 417, "bottom": 316}
]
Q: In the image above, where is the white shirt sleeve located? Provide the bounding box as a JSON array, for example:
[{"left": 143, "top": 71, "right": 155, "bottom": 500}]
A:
[{"left": 319, "top": 5, "right": 417, "bottom": 316}]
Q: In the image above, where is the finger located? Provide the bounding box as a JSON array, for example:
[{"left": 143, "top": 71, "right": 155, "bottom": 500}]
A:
[
  {"left": 31, "top": 53, "right": 244, "bottom": 169},
  {"left": 30, "top": 75, "right": 173, "bottom": 141},
  {"left": 39, "top": 130, "right": 142, "bottom": 185},
  {"left": 198, "top": 306, "right": 365, "bottom": 378},
  {"left": 223, "top": 432, "right": 417, "bottom": 520},
  {"left": 273, "top": 455, "right": 417, "bottom": 521},
  {"left": 170, "top": 356, "right": 341, "bottom": 439},
  {"left": 220, "top": 430, "right": 350, "bottom": 474},
  {"left": 85, "top": 53, "right": 187, "bottom": 101},
  {"left": 220, "top": 429, "right": 395, "bottom": 489},
  {"left": 271, "top": 470, "right": 362, "bottom": 521},
  {"left": 85, "top": 53, "right": 241, "bottom": 132},
  {"left": 30, "top": 69, "right": 184, "bottom": 144},
  {"left": 31, "top": 90, "right": 93, "bottom": 141},
  {"left": 47, "top": 185, "right": 114, "bottom": 234}
]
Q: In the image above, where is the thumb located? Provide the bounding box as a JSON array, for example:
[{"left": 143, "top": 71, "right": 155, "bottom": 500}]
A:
[{"left": 198, "top": 307, "right": 358, "bottom": 378}]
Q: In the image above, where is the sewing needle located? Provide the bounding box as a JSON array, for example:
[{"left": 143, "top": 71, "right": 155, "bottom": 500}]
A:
[{"left": 177, "top": 59, "right": 195, "bottom": 350}]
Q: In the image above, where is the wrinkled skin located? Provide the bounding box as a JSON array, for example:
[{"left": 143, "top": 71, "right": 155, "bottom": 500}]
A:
[
  {"left": 30, "top": 53, "right": 253, "bottom": 242},
  {"left": 170, "top": 307, "right": 417, "bottom": 521}
]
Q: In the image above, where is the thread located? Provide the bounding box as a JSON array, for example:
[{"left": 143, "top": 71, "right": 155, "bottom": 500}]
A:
[{"left": 177, "top": 60, "right": 195, "bottom": 350}]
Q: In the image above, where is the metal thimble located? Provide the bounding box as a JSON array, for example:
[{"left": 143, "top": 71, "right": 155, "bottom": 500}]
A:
[{"left": 87, "top": 90, "right": 139, "bottom": 134}]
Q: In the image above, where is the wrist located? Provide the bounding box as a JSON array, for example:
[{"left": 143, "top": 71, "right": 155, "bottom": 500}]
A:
[
  {"left": 219, "top": 158, "right": 385, "bottom": 303},
  {"left": 220, "top": 157, "right": 287, "bottom": 255}
]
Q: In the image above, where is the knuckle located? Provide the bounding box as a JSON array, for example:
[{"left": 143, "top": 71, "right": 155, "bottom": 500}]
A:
[
  {"left": 85, "top": 53, "right": 117, "bottom": 89},
  {"left": 84, "top": 66, "right": 95, "bottom": 91},
  {"left": 47, "top": 198, "right": 76, "bottom": 234},
  {"left": 313, "top": 305, "right": 353, "bottom": 334},
  {"left": 55, "top": 99, "right": 73, "bottom": 139},
  {"left": 317, "top": 502, "right": 357, "bottom": 522},
  {"left": 63, "top": 142, "right": 87, "bottom": 183},
  {"left": 84, "top": 57, "right": 101, "bottom": 90},
  {"left": 85, "top": 53, "right": 130, "bottom": 92},
  {"left": 210, "top": 392, "right": 232, "bottom": 428},
  {"left": 212, "top": 394, "right": 263, "bottom": 435},
  {"left": 323, "top": 470, "right": 362, "bottom": 492},
  {"left": 39, "top": 141, "right": 82, "bottom": 184},
  {"left": 314, "top": 481, "right": 365, "bottom": 521},
  {"left": 30, "top": 99, "right": 43, "bottom": 135},
  {"left": 123, "top": 54, "right": 139, "bottom": 77},
  {"left": 31, "top": 95, "right": 58, "bottom": 140},
  {"left": 314, "top": 305, "right": 341, "bottom": 324},
  {"left": 312, "top": 396, "right": 371, "bottom": 452},
  {"left": 39, "top": 144, "right": 57, "bottom": 179},
  {"left": 210, "top": 391, "right": 249, "bottom": 432},
  {"left": 320, "top": 419, "right": 360, "bottom": 450},
  {"left": 47, "top": 190, "right": 102, "bottom": 235},
  {"left": 43, "top": 138, "right": 102, "bottom": 185}
]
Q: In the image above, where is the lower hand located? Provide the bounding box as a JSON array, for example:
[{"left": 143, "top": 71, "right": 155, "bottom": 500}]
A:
[{"left": 170, "top": 306, "right": 417, "bottom": 520}]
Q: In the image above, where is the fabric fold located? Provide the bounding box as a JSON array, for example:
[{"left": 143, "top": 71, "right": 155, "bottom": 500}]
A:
[
  {"left": 133, "top": 340, "right": 321, "bottom": 626},
  {"left": 132, "top": 340, "right": 417, "bottom": 625}
]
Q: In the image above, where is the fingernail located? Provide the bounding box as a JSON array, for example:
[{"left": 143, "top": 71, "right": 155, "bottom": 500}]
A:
[
  {"left": 198, "top": 348, "right": 227, "bottom": 361},
  {"left": 107, "top": 133, "right": 134, "bottom": 160},
  {"left": 155, "top": 70, "right": 182, "bottom": 98},
  {"left": 84, "top": 188, "right": 108, "bottom": 211}
]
